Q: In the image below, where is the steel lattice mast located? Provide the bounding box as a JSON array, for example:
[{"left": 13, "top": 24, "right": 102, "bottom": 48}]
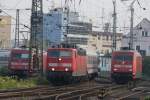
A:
[
  {"left": 112, "top": 0, "right": 117, "bottom": 52},
  {"left": 30, "top": 0, "right": 43, "bottom": 74},
  {"left": 14, "top": 9, "right": 20, "bottom": 47}
]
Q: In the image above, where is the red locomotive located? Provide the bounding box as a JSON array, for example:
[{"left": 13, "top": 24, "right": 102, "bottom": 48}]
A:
[
  {"left": 111, "top": 50, "right": 142, "bottom": 83},
  {"left": 9, "top": 48, "right": 31, "bottom": 76},
  {"left": 46, "top": 47, "right": 99, "bottom": 84}
]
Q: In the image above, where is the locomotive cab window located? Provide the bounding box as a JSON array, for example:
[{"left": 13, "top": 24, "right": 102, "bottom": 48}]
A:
[
  {"left": 114, "top": 55, "right": 133, "bottom": 62},
  {"left": 12, "top": 53, "right": 29, "bottom": 59},
  {"left": 48, "top": 50, "right": 72, "bottom": 57}
]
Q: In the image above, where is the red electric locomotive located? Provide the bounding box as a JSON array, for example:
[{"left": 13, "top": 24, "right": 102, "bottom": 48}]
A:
[
  {"left": 111, "top": 50, "right": 142, "bottom": 83},
  {"left": 9, "top": 48, "right": 31, "bottom": 76},
  {"left": 46, "top": 47, "right": 98, "bottom": 84}
]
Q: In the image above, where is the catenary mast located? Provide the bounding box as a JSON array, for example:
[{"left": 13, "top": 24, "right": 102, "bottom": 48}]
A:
[{"left": 30, "top": 0, "right": 43, "bottom": 74}]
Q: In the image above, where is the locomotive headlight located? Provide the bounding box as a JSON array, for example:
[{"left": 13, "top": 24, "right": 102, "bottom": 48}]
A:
[
  {"left": 59, "top": 58, "right": 62, "bottom": 61},
  {"left": 113, "top": 68, "right": 118, "bottom": 71},
  {"left": 52, "top": 68, "right": 55, "bottom": 71},
  {"left": 65, "top": 68, "right": 69, "bottom": 71}
]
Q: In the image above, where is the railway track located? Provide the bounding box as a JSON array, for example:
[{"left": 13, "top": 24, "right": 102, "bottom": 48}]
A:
[
  {"left": 0, "top": 80, "right": 107, "bottom": 100},
  {"left": 1, "top": 80, "right": 149, "bottom": 100},
  {"left": 106, "top": 85, "right": 150, "bottom": 100},
  {"left": 38, "top": 84, "right": 127, "bottom": 100}
]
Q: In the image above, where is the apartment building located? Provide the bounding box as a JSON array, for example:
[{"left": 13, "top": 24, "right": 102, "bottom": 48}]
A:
[
  {"left": 0, "top": 16, "right": 11, "bottom": 48},
  {"left": 88, "top": 31, "right": 123, "bottom": 55}
]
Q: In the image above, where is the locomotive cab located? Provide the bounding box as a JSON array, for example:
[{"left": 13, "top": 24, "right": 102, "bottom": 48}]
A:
[
  {"left": 111, "top": 50, "right": 142, "bottom": 83},
  {"left": 46, "top": 48, "right": 74, "bottom": 82},
  {"left": 9, "top": 48, "right": 30, "bottom": 76}
]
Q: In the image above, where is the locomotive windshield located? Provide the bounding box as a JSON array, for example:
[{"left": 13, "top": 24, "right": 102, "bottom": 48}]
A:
[
  {"left": 48, "top": 50, "right": 72, "bottom": 57},
  {"left": 12, "top": 53, "right": 29, "bottom": 60},
  {"left": 114, "top": 55, "right": 133, "bottom": 62}
]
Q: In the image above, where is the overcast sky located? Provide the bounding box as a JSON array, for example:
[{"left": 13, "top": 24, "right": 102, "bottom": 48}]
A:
[{"left": 0, "top": 0, "right": 150, "bottom": 39}]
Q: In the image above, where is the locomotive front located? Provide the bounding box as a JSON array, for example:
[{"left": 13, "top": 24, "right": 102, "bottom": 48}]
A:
[
  {"left": 9, "top": 49, "right": 30, "bottom": 76},
  {"left": 111, "top": 51, "right": 134, "bottom": 83},
  {"left": 46, "top": 48, "right": 74, "bottom": 83}
]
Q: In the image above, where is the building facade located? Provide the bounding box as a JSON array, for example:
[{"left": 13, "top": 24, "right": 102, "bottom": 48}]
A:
[
  {"left": 67, "top": 22, "right": 92, "bottom": 45},
  {"left": 43, "top": 7, "right": 79, "bottom": 46},
  {"left": 122, "top": 18, "right": 150, "bottom": 56},
  {"left": 88, "top": 31, "right": 123, "bottom": 55},
  {"left": 0, "top": 16, "right": 11, "bottom": 48}
]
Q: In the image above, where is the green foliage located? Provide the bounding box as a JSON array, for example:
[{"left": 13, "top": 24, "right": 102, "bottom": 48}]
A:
[
  {"left": 145, "top": 96, "right": 150, "bottom": 100},
  {"left": 0, "top": 75, "right": 50, "bottom": 90},
  {"left": 0, "top": 76, "right": 36, "bottom": 89},
  {"left": 0, "top": 66, "right": 10, "bottom": 76},
  {"left": 31, "top": 75, "right": 50, "bottom": 85},
  {"left": 143, "top": 56, "right": 150, "bottom": 78}
]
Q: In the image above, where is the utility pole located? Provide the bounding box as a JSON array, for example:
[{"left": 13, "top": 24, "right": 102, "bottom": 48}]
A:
[
  {"left": 121, "top": 0, "right": 136, "bottom": 50},
  {"left": 129, "top": 0, "right": 136, "bottom": 50},
  {"left": 30, "top": 0, "right": 43, "bottom": 75},
  {"left": 14, "top": 9, "right": 20, "bottom": 47},
  {"left": 112, "top": 0, "right": 117, "bottom": 51}
]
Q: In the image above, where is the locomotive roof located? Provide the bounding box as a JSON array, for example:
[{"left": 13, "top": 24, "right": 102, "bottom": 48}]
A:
[
  {"left": 113, "top": 50, "right": 141, "bottom": 56},
  {"left": 48, "top": 48, "right": 76, "bottom": 50},
  {"left": 11, "top": 48, "right": 29, "bottom": 51},
  {"left": 113, "top": 50, "right": 138, "bottom": 53}
]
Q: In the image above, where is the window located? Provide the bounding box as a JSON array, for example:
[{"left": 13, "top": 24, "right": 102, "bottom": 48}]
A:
[
  {"left": 145, "top": 31, "right": 148, "bottom": 37},
  {"left": 48, "top": 50, "right": 72, "bottom": 57},
  {"left": 114, "top": 55, "right": 133, "bottom": 62},
  {"left": 12, "top": 53, "right": 29, "bottom": 60},
  {"left": 142, "top": 31, "right": 144, "bottom": 36},
  {"left": 64, "top": 18, "right": 67, "bottom": 20},
  {"left": 142, "top": 31, "right": 148, "bottom": 37},
  {"left": 106, "top": 36, "right": 109, "bottom": 40},
  {"left": 48, "top": 14, "right": 52, "bottom": 16}
]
